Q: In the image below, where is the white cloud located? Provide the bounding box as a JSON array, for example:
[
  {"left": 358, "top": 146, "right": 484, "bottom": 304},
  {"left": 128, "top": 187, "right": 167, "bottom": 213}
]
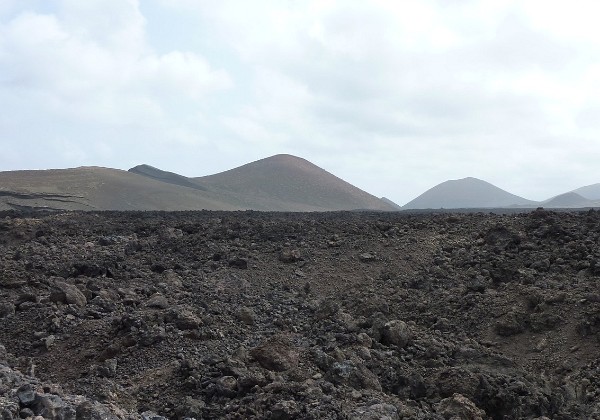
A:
[
  {"left": 0, "top": 0, "right": 17, "bottom": 19},
  {"left": 0, "top": 0, "right": 231, "bottom": 139},
  {"left": 3, "top": 0, "right": 600, "bottom": 204},
  {"left": 140, "top": 51, "right": 232, "bottom": 100}
]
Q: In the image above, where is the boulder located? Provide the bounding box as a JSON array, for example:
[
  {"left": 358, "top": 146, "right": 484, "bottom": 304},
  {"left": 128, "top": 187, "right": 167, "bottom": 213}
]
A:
[
  {"left": 237, "top": 307, "right": 256, "bottom": 325},
  {"left": 250, "top": 336, "right": 299, "bottom": 372},
  {"left": 49, "top": 281, "right": 87, "bottom": 307},
  {"left": 436, "top": 393, "right": 486, "bottom": 419},
  {"left": 326, "top": 360, "right": 382, "bottom": 391},
  {"left": 146, "top": 294, "right": 169, "bottom": 309},
  {"left": 270, "top": 400, "right": 299, "bottom": 420},
  {"left": 279, "top": 249, "right": 301, "bottom": 263},
  {"left": 381, "top": 320, "right": 412, "bottom": 348}
]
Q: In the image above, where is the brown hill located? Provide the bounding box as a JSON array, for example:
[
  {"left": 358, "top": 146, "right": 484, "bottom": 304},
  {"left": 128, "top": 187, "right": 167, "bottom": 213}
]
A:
[
  {"left": 0, "top": 155, "right": 395, "bottom": 212},
  {"left": 0, "top": 167, "right": 240, "bottom": 211},
  {"left": 196, "top": 154, "right": 395, "bottom": 211}
]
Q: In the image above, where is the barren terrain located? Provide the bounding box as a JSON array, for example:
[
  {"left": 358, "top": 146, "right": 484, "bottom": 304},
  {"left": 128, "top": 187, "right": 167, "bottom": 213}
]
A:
[
  {"left": 0, "top": 209, "right": 599, "bottom": 419},
  {"left": 0, "top": 155, "right": 396, "bottom": 212}
]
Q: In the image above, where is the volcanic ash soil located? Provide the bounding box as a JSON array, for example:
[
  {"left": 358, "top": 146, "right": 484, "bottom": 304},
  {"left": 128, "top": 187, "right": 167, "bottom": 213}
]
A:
[{"left": 0, "top": 209, "right": 599, "bottom": 419}]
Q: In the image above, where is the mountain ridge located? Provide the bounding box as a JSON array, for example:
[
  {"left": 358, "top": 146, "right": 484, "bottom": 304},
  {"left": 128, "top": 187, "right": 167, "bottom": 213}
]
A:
[
  {"left": 2, "top": 156, "right": 599, "bottom": 212},
  {"left": 128, "top": 164, "right": 207, "bottom": 191},
  {"left": 0, "top": 167, "right": 239, "bottom": 211},
  {"left": 0, "top": 155, "right": 396, "bottom": 212}
]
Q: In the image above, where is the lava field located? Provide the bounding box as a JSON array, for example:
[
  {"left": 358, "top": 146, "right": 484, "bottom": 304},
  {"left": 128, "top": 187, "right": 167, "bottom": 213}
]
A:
[{"left": 1, "top": 209, "right": 599, "bottom": 419}]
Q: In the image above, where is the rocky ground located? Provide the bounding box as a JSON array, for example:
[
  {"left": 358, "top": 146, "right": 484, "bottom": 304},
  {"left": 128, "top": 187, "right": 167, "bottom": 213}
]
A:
[{"left": 0, "top": 209, "right": 599, "bottom": 419}]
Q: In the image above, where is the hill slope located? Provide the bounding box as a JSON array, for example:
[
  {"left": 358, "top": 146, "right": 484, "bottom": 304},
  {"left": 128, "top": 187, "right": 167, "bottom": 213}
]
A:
[
  {"left": 543, "top": 192, "right": 597, "bottom": 208},
  {"left": 0, "top": 155, "right": 396, "bottom": 212},
  {"left": 403, "top": 177, "right": 535, "bottom": 209},
  {"left": 380, "top": 197, "right": 402, "bottom": 210},
  {"left": 0, "top": 167, "right": 240, "bottom": 211},
  {"left": 572, "top": 183, "right": 600, "bottom": 200},
  {"left": 196, "top": 154, "right": 395, "bottom": 211},
  {"left": 128, "top": 164, "right": 207, "bottom": 191}
]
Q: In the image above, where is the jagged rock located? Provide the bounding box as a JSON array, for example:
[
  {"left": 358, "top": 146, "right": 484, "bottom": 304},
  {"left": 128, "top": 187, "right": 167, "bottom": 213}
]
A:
[
  {"left": 381, "top": 320, "right": 412, "bottom": 348},
  {"left": 166, "top": 309, "right": 202, "bottom": 330},
  {"left": 49, "top": 281, "right": 87, "bottom": 307},
  {"left": 279, "top": 249, "right": 301, "bottom": 263},
  {"left": 20, "top": 407, "right": 35, "bottom": 418},
  {"left": 138, "top": 325, "right": 166, "bottom": 346},
  {"left": 97, "top": 358, "right": 117, "bottom": 378},
  {"left": 315, "top": 299, "right": 340, "bottom": 320},
  {"left": 237, "top": 306, "right": 256, "bottom": 325},
  {"left": 214, "top": 376, "right": 238, "bottom": 397},
  {"left": 141, "top": 411, "right": 168, "bottom": 420},
  {"left": 146, "top": 294, "right": 169, "bottom": 309},
  {"left": 163, "top": 270, "right": 183, "bottom": 289},
  {"left": 159, "top": 227, "right": 183, "bottom": 240},
  {"left": 228, "top": 258, "right": 248, "bottom": 269},
  {"left": 33, "top": 394, "right": 75, "bottom": 420},
  {"left": 44, "top": 335, "right": 56, "bottom": 350},
  {"left": 15, "top": 292, "right": 37, "bottom": 306},
  {"left": 530, "top": 311, "right": 563, "bottom": 332},
  {"left": 237, "top": 369, "right": 269, "bottom": 392},
  {"left": 270, "top": 400, "right": 299, "bottom": 419},
  {"left": 17, "top": 384, "right": 36, "bottom": 406},
  {"left": 495, "top": 312, "right": 527, "bottom": 336},
  {"left": 359, "top": 253, "right": 376, "bottom": 262},
  {"left": 326, "top": 360, "right": 382, "bottom": 391},
  {"left": 177, "top": 396, "right": 205, "bottom": 419},
  {"left": 0, "top": 396, "right": 19, "bottom": 419},
  {"left": 436, "top": 393, "right": 486, "bottom": 419},
  {"left": 356, "top": 332, "right": 372, "bottom": 348},
  {"left": 75, "top": 401, "right": 120, "bottom": 419},
  {"left": 250, "top": 336, "right": 299, "bottom": 372},
  {"left": 0, "top": 276, "right": 25, "bottom": 288},
  {"left": 350, "top": 403, "right": 399, "bottom": 420}
]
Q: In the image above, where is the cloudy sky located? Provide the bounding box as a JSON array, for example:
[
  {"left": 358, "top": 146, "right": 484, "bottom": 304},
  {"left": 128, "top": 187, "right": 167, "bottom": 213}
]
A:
[{"left": 1, "top": 0, "right": 599, "bottom": 205}]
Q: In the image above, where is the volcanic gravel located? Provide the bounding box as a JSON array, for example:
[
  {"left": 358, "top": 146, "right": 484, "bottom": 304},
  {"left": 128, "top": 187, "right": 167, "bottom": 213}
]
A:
[{"left": 0, "top": 209, "right": 599, "bottom": 419}]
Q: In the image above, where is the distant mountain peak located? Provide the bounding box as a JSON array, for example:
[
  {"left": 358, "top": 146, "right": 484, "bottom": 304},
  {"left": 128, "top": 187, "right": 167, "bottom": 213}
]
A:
[
  {"left": 403, "top": 177, "right": 534, "bottom": 209},
  {"left": 269, "top": 153, "right": 303, "bottom": 160},
  {"left": 446, "top": 177, "right": 490, "bottom": 184},
  {"left": 246, "top": 154, "right": 319, "bottom": 171},
  {"left": 543, "top": 191, "right": 593, "bottom": 208},
  {"left": 197, "top": 154, "right": 396, "bottom": 211},
  {"left": 572, "top": 183, "right": 600, "bottom": 200}
]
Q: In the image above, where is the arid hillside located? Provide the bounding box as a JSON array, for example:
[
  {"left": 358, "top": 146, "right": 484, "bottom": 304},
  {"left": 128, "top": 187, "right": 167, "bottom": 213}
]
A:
[
  {"left": 0, "top": 167, "right": 240, "bottom": 212},
  {"left": 196, "top": 154, "right": 393, "bottom": 211},
  {"left": 0, "top": 155, "right": 395, "bottom": 212}
]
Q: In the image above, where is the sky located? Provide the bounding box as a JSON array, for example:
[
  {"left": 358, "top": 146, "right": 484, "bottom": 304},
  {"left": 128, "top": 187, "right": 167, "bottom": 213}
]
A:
[{"left": 1, "top": 0, "right": 600, "bottom": 205}]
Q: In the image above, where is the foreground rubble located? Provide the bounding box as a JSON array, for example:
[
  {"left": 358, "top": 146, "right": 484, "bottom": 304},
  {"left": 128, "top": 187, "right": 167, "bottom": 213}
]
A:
[{"left": 0, "top": 209, "right": 599, "bottom": 419}]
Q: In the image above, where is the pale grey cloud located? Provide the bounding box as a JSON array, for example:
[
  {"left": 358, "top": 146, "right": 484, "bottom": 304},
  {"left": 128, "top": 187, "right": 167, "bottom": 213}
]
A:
[{"left": 2, "top": 0, "right": 600, "bottom": 204}]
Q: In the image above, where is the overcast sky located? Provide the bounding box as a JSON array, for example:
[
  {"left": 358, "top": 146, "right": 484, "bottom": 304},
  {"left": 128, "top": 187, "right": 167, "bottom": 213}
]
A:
[{"left": 1, "top": 0, "right": 599, "bottom": 205}]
